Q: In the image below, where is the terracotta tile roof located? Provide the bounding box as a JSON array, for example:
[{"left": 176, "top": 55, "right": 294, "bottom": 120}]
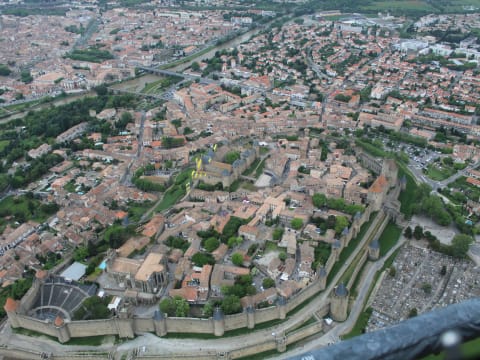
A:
[
  {"left": 369, "top": 175, "right": 388, "bottom": 193},
  {"left": 35, "top": 269, "right": 48, "bottom": 280},
  {"left": 4, "top": 297, "right": 17, "bottom": 312},
  {"left": 54, "top": 315, "right": 64, "bottom": 327}
]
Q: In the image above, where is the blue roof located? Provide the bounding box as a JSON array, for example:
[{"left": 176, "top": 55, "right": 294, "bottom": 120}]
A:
[
  {"left": 370, "top": 239, "right": 380, "bottom": 249},
  {"left": 213, "top": 307, "right": 224, "bottom": 320},
  {"left": 342, "top": 227, "right": 349, "bottom": 236},
  {"left": 153, "top": 310, "right": 165, "bottom": 320},
  {"left": 335, "top": 283, "right": 348, "bottom": 297}
]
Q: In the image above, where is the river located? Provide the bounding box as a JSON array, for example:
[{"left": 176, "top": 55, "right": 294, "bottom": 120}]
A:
[{"left": 0, "top": 24, "right": 266, "bottom": 124}]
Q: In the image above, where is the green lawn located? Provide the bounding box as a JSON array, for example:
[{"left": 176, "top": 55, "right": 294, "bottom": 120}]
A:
[
  {"left": 242, "top": 158, "right": 261, "bottom": 176},
  {"left": 141, "top": 76, "right": 180, "bottom": 95},
  {"left": 0, "top": 195, "right": 57, "bottom": 224},
  {"left": 127, "top": 201, "right": 153, "bottom": 222},
  {"left": 426, "top": 164, "right": 454, "bottom": 181},
  {"left": 0, "top": 140, "right": 10, "bottom": 152},
  {"left": 342, "top": 308, "right": 373, "bottom": 340},
  {"left": 361, "top": 0, "right": 436, "bottom": 12},
  {"left": 265, "top": 241, "right": 279, "bottom": 253},
  {"left": 255, "top": 159, "right": 266, "bottom": 178},
  {"left": 377, "top": 222, "right": 402, "bottom": 257},
  {"left": 163, "top": 318, "right": 285, "bottom": 339},
  {"left": 155, "top": 168, "right": 192, "bottom": 212},
  {"left": 397, "top": 162, "right": 418, "bottom": 217},
  {"left": 155, "top": 186, "right": 185, "bottom": 212}
]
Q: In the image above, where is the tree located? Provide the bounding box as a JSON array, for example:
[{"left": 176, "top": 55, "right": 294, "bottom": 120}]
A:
[
  {"left": 334, "top": 216, "right": 349, "bottom": 234},
  {"left": 312, "top": 193, "right": 327, "bottom": 208},
  {"left": 160, "top": 296, "right": 190, "bottom": 317},
  {"left": 262, "top": 277, "right": 275, "bottom": 289},
  {"left": 291, "top": 218, "right": 303, "bottom": 230},
  {"left": 413, "top": 225, "right": 423, "bottom": 240},
  {"left": 231, "top": 252, "right": 244, "bottom": 266},
  {"left": 440, "top": 265, "right": 447, "bottom": 276},
  {"left": 421, "top": 283, "right": 432, "bottom": 295},
  {"left": 389, "top": 266, "right": 396, "bottom": 277},
  {"left": 224, "top": 151, "right": 240, "bottom": 164},
  {"left": 174, "top": 296, "right": 190, "bottom": 317},
  {"left": 221, "top": 295, "right": 242, "bottom": 315},
  {"left": 227, "top": 236, "right": 243, "bottom": 248},
  {"left": 204, "top": 237, "right": 220, "bottom": 252},
  {"left": 160, "top": 298, "right": 175, "bottom": 316},
  {"left": 202, "top": 301, "right": 215, "bottom": 317},
  {"left": 272, "top": 227, "right": 284, "bottom": 240},
  {"left": 73, "top": 246, "right": 88, "bottom": 262},
  {"left": 0, "top": 64, "right": 11, "bottom": 76},
  {"left": 116, "top": 112, "right": 133, "bottom": 131},
  {"left": 191, "top": 62, "right": 200, "bottom": 72},
  {"left": 451, "top": 234, "right": 473, "bottom": 258},
  {"left": 408, "top": 308, "right": 418, "bottom": 318},
  {"left": 404, "top": 226, "right": 413, "bottom": 239},
  {"left": 278, "top": 251, "right": 287, "bottom": 262},
  {"left": 192, "top": 252, "right": 215, "bottom": 266}
]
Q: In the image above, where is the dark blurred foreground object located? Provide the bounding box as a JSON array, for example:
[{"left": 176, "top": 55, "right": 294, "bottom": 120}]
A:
[{"left": 288, "top": 298, "right": 480, "bottom": 360}]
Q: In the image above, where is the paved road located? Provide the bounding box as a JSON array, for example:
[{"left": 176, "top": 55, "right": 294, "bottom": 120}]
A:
[
  {"left": 407, "top": 159, "right": 480, "bottom": 190},
  {"left": 278, "top": 235, "right": 408, "bottom": 360}
]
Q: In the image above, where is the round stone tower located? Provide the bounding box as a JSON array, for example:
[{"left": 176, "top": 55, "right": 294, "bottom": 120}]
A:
[
  {"left": 246, "top": 305, "right": 255, "bottom": 329},
  {"left": 213, "top": 307, "right": 225, "bottom": 336},
  {"left": 368, "top": 239, "right": 380, "bottom": 261},
  {"left": 330, "top": 283, "right": 349, "bottom": 322},
  {"left": 153, "top": 309, "right": 167, "bottom": 337},
  {"left": 54, "top": 315, "right": 71, "bottom": 343},
  {"left": 332, "top": 240, "right": 342, "bottom": 261},
  {"left": 277, "top": 296, "right": 287, "bottom": 320},
  {"left": 3, "top": 297, "right": 20, "bottom": 328},
  {"left": 317, "top": 266, "right": 327, "bottom": 290}
]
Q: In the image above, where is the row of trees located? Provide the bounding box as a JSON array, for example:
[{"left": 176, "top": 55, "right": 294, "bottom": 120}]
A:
[{"left": 404, "top": 225, "right": 473, "bottom": 258}]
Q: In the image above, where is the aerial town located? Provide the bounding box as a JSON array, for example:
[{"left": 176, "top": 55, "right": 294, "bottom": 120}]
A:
[{"left": 0, "top": 0, "right": 479, "bottom": 359}]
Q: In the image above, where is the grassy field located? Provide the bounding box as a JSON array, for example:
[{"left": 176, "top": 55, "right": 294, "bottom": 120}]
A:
[
  {"left": 0, "top": 195, "right": 55, "bottom": 225},
  {"left": 127, "top": 201, "right": 154, "bottom": 222},
  {"left": 265, "top": 240, "right": 279, "bottom": 253},
  {"left": 163, "top": 318, "right": 285, "bottom": 339},
  {"left": 155, "top": 186, "right": 185, "bottom": 212},
  {"left": 0, "top": 140, "right": 10, "bottom": 152},
  {"left": 397, "top": 162, "right": 418, "bottom": 217},
  {"left": 377, "top": 222, "right": 402, "bottom": 257},
  {"left": 255, "top": 159, "right": 266, "bottom": 178},
  {"left": 141, "top": 76, "right": 180, "bottom": 95},
  {"left": 155, "top": 168, "right": 192, "bottom": 212},
  {"left": 342, "top": 308, "right": 373, "bottom": 340},
  {"left": 361, "top": 0, "right": 436, "bottom": 12},
  {"left": 426, "top": 164, "right": 452, "bottom": 181}
]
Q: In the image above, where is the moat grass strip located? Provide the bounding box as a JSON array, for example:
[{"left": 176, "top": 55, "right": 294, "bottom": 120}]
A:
[
  {"left": 342, "top": 307, "right": 373, "bottom": 340},
  {"left": 12, "top": 327, "right": 115, "bottom": 346},
  {"left": 162, "top": 318, "right": 286, "bottom": 339},
  {"left": 397, "top": 161, "right": 419, "bottom": 217},
  {"left": 285, "top": 316, "right": 317, "bottom": 335},
  {"left": 327, "top": 212, "right": 377, "bottom": 285},
  {"left": 378, "top": 222, "right": 402, "bottom": 257}
]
